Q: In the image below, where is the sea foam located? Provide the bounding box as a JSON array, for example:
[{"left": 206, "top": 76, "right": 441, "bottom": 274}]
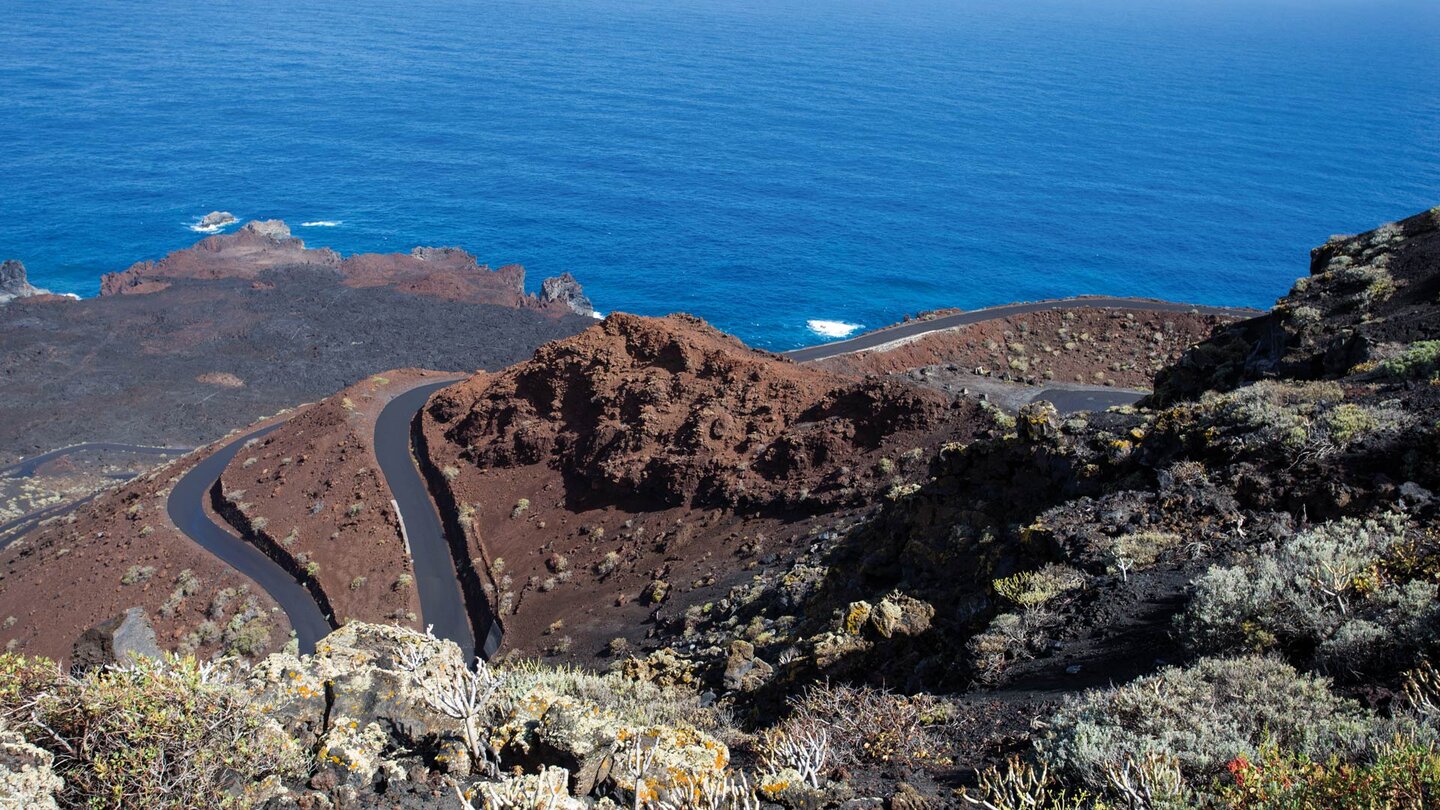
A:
[
  {"left": 300, "top": 221, "right": 342, "bottom": 227},
  {"left": 807, "top": 319, "right": 862, "bottom": 339}
]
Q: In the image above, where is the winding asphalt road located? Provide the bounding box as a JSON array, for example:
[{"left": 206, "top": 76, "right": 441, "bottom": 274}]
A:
[
  {"left": 374, "top": 381, "right": 484, "bottom": 662},
  {"left": 785, "top": 296, "right": 1258, "bottom": 413},
  {"left": 6, "top": 296, "right": 1261, "bottom": 659},
  {"left": 1, "top": 443, "right": 190, "bottom": 479},
  {"left": 782, "top": 296, "right": 1258, "bottom": 363},
  {"left": 0, "top": 443, "right": 191, "bottom": 549},
  {"left": 166, "top": 424, "right": 332, "bottom": 654}
]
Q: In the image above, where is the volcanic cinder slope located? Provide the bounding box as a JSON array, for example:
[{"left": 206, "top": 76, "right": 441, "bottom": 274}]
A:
[
  {"left": 813, "top": 306, "right": 1238, "bottom": 389},
  {"left": 418, "top": 313, "right": 1000, "bottom": 657}
]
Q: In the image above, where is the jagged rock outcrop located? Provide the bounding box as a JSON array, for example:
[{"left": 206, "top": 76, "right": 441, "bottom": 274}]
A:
[
  {"left": 539, "top": 272, "right": 595, "bottom": 317},
  {"left": 70, "top": 607, "right": 164, "bottom": 672},
  {"left": 0, "top": 259, "right": 47, "bottom": 303},
  {"left": 426, "top": 313, "right": 984, "bottom": 511}
]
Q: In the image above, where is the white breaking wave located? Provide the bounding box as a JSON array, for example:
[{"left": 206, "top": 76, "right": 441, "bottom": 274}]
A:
[
  {"left": 300, "top": 220, "right": 342, "bottom": 227},
  {"left": 807, "top": 319, "right": 862, "bottom": 339}
]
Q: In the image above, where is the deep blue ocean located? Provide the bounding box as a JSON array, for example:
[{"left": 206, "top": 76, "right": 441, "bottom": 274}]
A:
[{"left": 2, "top": 0, "right": 1437, "bottom": 350}]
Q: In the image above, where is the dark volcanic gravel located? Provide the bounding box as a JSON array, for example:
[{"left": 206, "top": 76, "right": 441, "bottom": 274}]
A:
[{"left": 0, "top": 267, "right": 593, "bottom": 459}]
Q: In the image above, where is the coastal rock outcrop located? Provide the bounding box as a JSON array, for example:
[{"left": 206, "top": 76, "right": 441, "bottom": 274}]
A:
[
  {"left": 0, "top": 259, "right": 47, "bottom": 303},
  {"left": 96, "top": 219, "right": 594, "bottom": 313},
  {"left": 100, "top": 219, "right": 339, "bottom": 295},
  {"left": 539, "top": 272, "right": 595, "bottom": 317}
]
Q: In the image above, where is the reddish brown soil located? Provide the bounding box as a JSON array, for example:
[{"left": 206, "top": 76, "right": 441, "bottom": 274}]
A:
[
  {"left": 420, "top": 314, "right": 998, "bottom": 658},
  {"left": 0, "top": 425, "right": 294, "bottom": 662},
  {"left": 812, "top": 308, "right": 1239, "bottom": 389},
  {"left": 212, "top": 371, "right": 453, "bottom": 630}
]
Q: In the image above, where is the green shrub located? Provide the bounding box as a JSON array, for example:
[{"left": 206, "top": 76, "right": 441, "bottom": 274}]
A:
[
  {"left": 1381, "top": 341, "right": 1440, "bottom": 381},
  {"left": 1, "top": 654, "right": 305, "bottom": 808},
  {"left": 1321, "top": 403, "right": 1381, "bottom": 446},
  {"left": 1179, "top": 515, "right": 1437, "bottom": 676},
  {"left": 1218, "top": 734, "right": 1440, "bottom": 809},
  {"left": 1189, "top": 381, "right": 1344, "bottom": 457},
  {"left": 1040, "top": 656, "right": 1384, "bottom": 787},
  {"left": 993, "top": 564, "right": 1086, "bottom": 610},
  {"left": 1105, "top": 531, "right": 1182, "bottom": 573}
]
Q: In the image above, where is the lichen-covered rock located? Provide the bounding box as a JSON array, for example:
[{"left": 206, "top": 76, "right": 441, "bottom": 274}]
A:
[
  {"left": 248, "top": 623, "right": 468, "bottom": 754},
  {"left": 620, "top": 648, "right": 699, "bottom": 688},
  {"left": 722, "top": 640, "right": 774, "bottom": 692},
  {"left": 758, "top": 768, "right": 832, "bottom": 809},
  {"left": 491, "top": 682, "right": 729, "bottom": 801},
  {"left": 868, "top": 594, "right": 933, "bottom": 639},
  {"left": 809, "top": 631, "right": 872, "bottom": 670},
  {"left": 318, "top": 719, "right": 390, "bottom": 786},
  {"left": 0, "top": 723, "right": 62, "bottom": 810}
]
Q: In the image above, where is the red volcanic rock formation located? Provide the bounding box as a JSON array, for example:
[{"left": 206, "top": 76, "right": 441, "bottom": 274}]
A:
[
  {"left": 338, "top": 248, "right": 527, "bottom": 307},
  {"left": 425, "top": 313, "right": 980, "bottom": 512},
  {"left": 100, "top": 220, "right": 338, "bottom": 294},
  {"left": 99, "top": 220, "right": 584, "bottom": 310}
]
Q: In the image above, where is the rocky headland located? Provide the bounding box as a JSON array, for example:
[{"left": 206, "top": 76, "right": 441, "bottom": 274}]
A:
[{"left": 0, "top": 220, "right": 595, "bottom": 459}]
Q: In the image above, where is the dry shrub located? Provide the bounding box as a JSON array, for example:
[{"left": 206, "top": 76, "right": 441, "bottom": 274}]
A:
[{"left": 784, "top": 682, "right": 945, "bottom": 767}]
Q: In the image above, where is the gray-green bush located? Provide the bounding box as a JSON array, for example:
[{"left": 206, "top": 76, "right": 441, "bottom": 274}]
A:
[
  {"left": 1039, "top": 656, "right": 1385, "bottom": 787},
  {"left": 1178, "top": 514, "right": 1438, "bottom": 677}
]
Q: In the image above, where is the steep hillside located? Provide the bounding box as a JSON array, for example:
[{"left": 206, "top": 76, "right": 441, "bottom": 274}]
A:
[
  {"left": 210, "top": 372, "right": 452, "bottom": 631},
  {"left": 420, "top": 313, "right": 998, "bottom": 657},
  {"left": 628, "top": 207, "right": 1440, "bottom": 803}
]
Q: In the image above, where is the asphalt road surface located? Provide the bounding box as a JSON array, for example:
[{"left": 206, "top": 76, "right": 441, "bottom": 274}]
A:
[
  {"left": 1, "top": 443, "right": 190, "bottom": 478},
  {"left": 783, "top": 296, "right": 1258, "bottom": 363},
  {"left": 1035, "top": 387, "right": 1148, "bottom": 413},
  {"left": 166, "top": 424, "right": 332, "bottom": 654},
  {"left": 375, "top": 381, "right": 488, "bottom": 662}
]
